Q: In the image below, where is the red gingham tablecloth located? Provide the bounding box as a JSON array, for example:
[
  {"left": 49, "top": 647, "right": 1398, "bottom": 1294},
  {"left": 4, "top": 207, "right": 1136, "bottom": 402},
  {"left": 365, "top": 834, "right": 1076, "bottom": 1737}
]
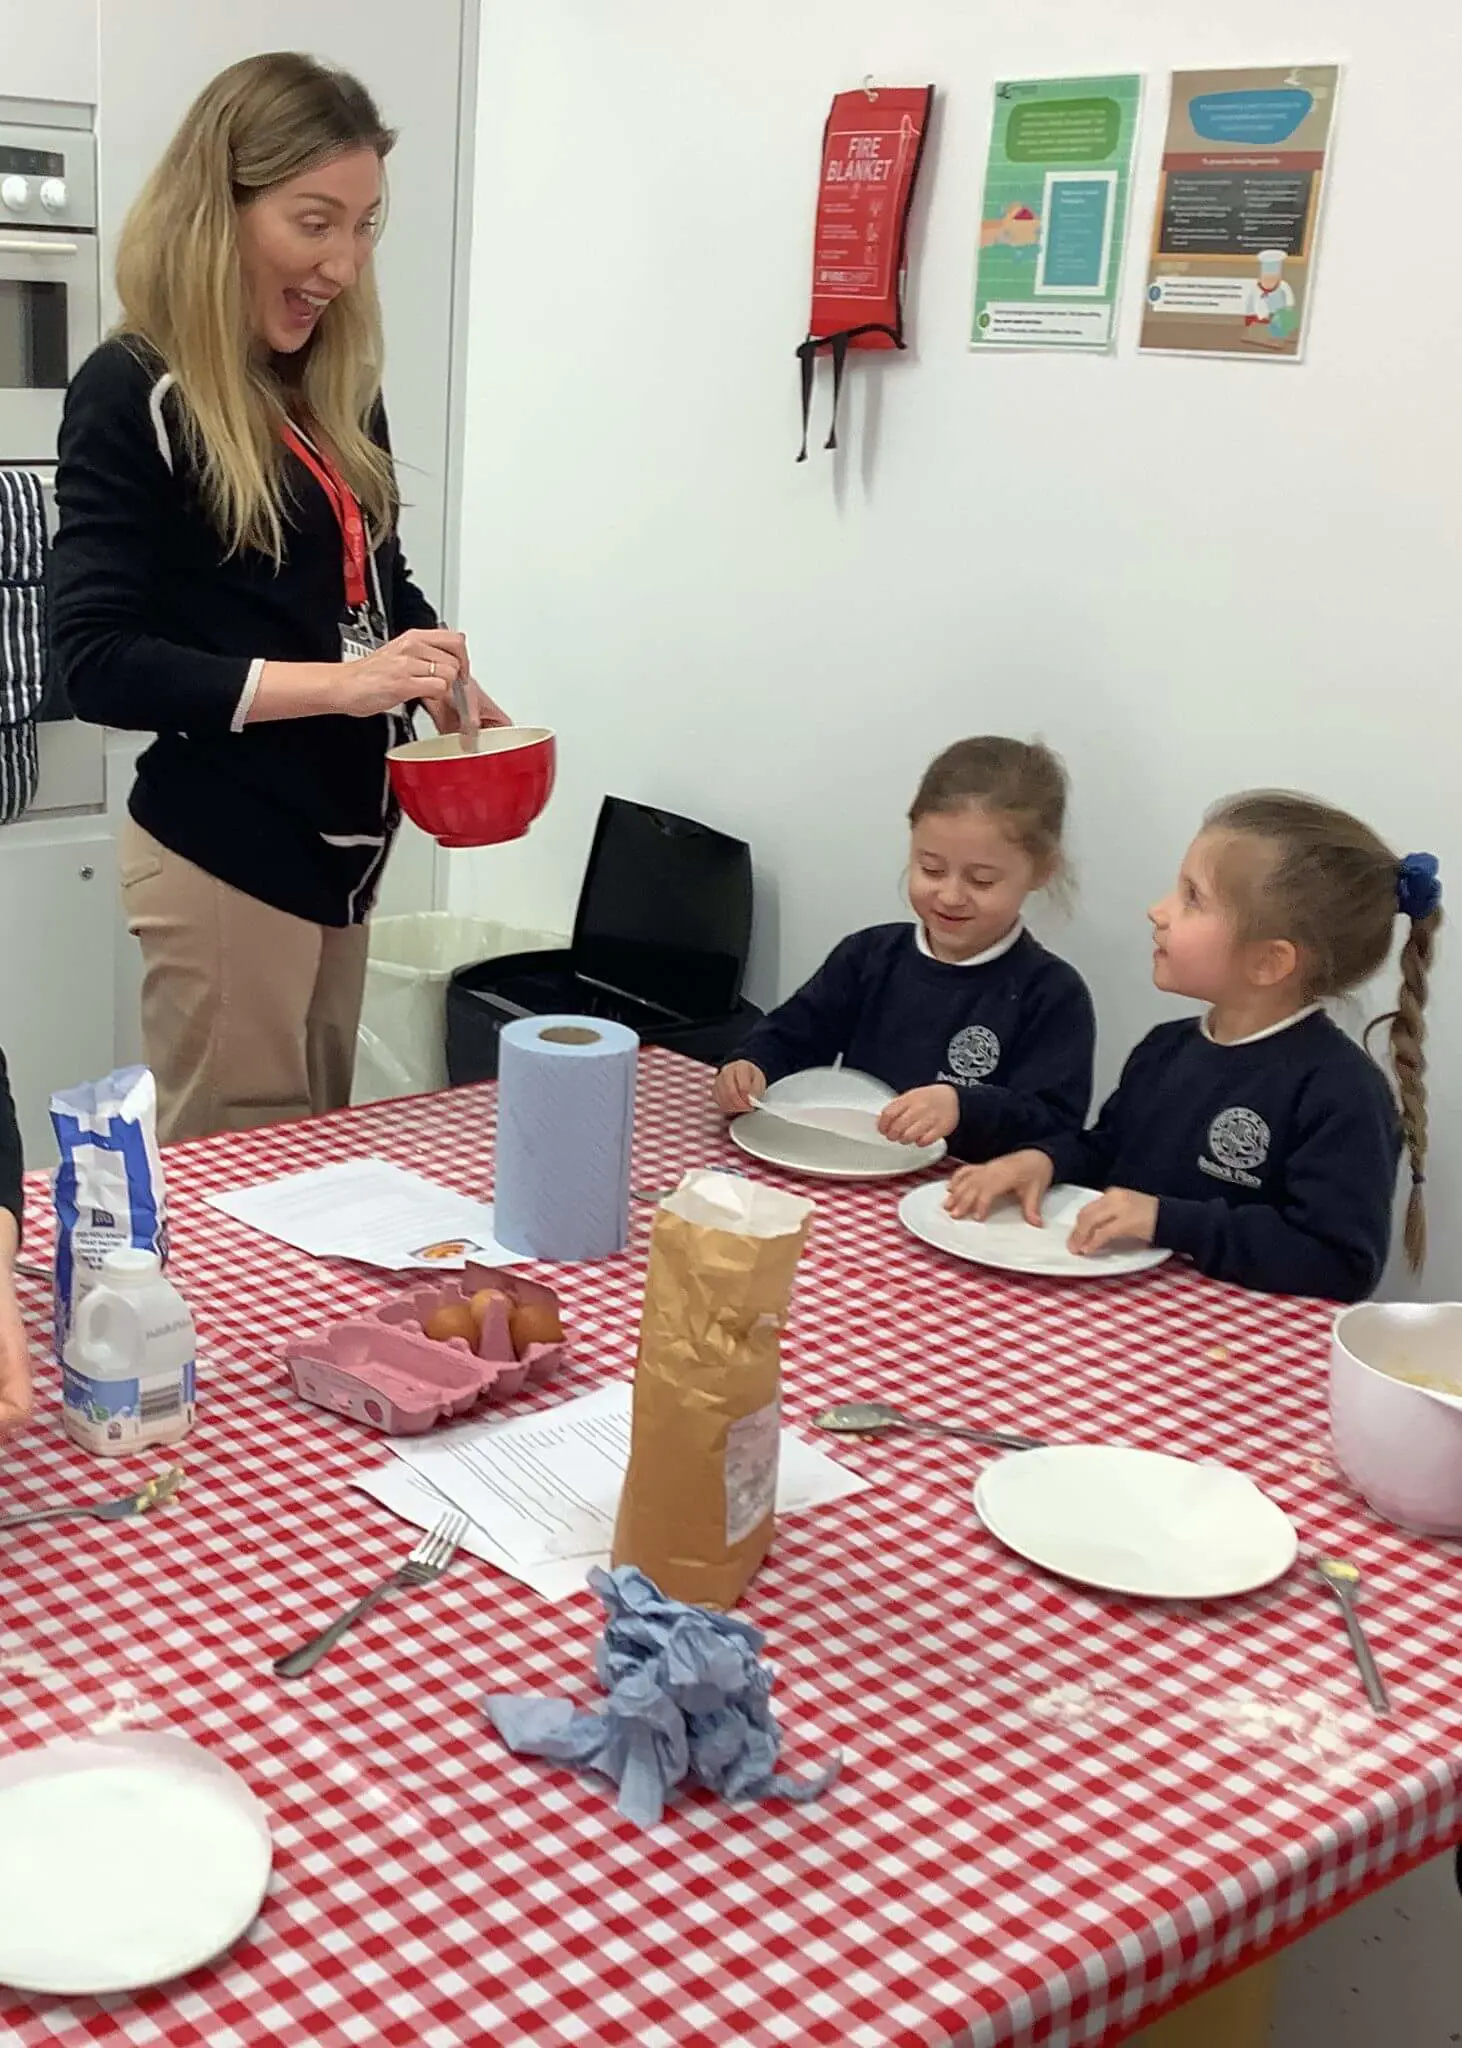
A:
[{"left": 1, "top": 1049, "right": 1459, "bottom": 2048}]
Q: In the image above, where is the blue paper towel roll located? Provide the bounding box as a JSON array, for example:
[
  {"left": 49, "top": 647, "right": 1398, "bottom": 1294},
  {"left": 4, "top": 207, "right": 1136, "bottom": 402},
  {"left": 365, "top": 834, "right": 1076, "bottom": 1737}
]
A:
[{"left": 494, "top": 1016, "right": 639, "bottom": 1260}]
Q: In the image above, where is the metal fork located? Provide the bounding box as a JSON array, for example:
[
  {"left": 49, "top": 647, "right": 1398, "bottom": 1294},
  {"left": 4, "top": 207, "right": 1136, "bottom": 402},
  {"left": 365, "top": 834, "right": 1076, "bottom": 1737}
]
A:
[
  {"left": 0, "top": 1467, "right": 185, "bottom": 1533},
  {"left": 273, "top": 1511, "right": 467, "bottom": 1679}
]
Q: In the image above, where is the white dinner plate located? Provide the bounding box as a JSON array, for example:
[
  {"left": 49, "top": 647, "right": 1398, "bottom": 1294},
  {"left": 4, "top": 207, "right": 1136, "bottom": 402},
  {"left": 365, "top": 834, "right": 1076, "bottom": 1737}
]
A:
[
  {"left": 975, "top": 1446, "right": 1298, "bottom": 1599},
  {"left": 898, "top": 1179, "right": 1171, "bottom": 1280},
  {"left": 731, "top": 1112, "right": 944, "bottom": 1181},
  {"left": 0, "top": 1732, "right": 273, "bottom": 1996}
]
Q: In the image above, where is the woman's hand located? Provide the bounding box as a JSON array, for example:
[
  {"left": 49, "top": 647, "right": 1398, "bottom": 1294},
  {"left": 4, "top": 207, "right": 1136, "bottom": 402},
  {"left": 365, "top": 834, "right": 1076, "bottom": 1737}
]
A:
[
  {"left": 944, "top": 1149, "right": 1053, "bottom": 1223},
  {"left": 714, "top": 1062, "right": 767, "bottom": 1116},
  {"left": 0, "top": 1218, "right": 32, "bottom": 1438},
  {"left": 335, "top": 628, "right": 468, "bottom": 719},
  {"left": 879, "top": 1084, "right": 959, "bottom": 1148},
  {"left": 1068, "top": 1188, "right": 1158, "bottom": 1258}
]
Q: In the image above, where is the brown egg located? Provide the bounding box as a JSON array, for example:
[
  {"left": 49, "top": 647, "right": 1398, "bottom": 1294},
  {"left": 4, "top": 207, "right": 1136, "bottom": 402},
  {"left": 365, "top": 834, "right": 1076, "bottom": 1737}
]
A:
[
  {"left": 509, "top": 1300, "right": 564, "bottom": 1356},
  {"left": 423, "top": 1301, "right": 477, "bottom": 1346},
  {"left": 469, "top": 1288, "right": 511, "bottom": 1337}
]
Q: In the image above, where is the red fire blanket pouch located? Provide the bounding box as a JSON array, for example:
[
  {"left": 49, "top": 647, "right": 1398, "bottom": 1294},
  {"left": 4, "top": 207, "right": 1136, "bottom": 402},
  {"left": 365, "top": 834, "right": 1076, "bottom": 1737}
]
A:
[{"left": 797, "top": 85, "right": 934, "bottom": 461}]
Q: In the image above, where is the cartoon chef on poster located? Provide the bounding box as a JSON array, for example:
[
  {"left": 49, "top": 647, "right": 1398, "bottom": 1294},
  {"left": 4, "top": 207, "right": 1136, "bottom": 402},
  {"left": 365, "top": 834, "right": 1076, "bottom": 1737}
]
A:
[{"left": 1243, "top": 249, "right": 1298, "bottom": 343}]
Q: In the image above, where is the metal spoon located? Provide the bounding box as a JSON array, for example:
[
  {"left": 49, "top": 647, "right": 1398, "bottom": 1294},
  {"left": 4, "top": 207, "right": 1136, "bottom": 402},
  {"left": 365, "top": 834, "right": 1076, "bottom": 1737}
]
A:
[
  {"left": 813, "top": 1400, "right": 1045, "bottom": 1454},
  {"left": 1314, "top": 1557, "right": 1391, "bottom": 1715},
  {"left": 451, "top": 672, "right": 480, "bottom": 755}
]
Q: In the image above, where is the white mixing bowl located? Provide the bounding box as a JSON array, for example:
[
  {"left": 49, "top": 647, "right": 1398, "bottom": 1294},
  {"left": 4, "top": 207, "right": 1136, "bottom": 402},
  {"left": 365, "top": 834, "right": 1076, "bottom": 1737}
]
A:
[{"left": 1329, "top": 1302, "right": 1462, "bottom": 1536}]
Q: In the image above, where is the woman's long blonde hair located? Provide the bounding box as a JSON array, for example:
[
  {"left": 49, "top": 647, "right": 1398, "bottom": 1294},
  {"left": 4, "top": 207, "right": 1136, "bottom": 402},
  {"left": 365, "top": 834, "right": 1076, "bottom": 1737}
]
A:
[{"left": 114, "top": 52, "right": 398, "bottom": 559}]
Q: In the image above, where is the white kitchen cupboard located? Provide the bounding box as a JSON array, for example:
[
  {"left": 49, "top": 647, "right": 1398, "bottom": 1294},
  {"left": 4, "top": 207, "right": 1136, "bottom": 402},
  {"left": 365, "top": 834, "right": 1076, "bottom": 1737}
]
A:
[
  {"left": 0, "top": 825, "right": 117, "bottom": 1167},
  {"left": 1, "top": 0, "right": 97, "bottom": 105}
]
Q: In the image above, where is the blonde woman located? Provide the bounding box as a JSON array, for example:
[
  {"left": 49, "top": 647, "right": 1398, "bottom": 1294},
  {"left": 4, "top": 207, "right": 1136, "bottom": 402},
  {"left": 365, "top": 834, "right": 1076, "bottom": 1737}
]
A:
[{"left": 48, "top": 53, "right": 505, "bottom": 1143}]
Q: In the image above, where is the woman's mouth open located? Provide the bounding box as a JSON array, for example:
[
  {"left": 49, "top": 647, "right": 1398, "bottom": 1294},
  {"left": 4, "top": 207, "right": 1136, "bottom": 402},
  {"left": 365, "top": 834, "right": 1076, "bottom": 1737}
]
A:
[{"left": 283, "top": 286, "right": 332, "bottom": 327}]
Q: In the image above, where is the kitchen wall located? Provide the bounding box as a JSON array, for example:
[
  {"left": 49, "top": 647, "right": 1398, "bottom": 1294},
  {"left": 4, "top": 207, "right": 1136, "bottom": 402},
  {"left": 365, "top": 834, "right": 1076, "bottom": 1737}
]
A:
[{"left": 452, "top": 0, "right": 1462, "bottom": 1298}]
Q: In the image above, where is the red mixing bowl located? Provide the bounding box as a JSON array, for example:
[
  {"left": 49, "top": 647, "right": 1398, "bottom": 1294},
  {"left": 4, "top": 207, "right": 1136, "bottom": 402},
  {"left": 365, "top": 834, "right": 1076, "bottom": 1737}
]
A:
[{"left": 387, "top": 727, "right": 557, "bottom": 848}]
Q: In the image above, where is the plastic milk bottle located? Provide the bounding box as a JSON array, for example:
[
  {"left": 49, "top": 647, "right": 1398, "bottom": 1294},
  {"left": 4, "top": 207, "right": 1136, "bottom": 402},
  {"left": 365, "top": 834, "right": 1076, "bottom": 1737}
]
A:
[{"left": 61, "top": 1248, "right": 196, "bottom": 1456}]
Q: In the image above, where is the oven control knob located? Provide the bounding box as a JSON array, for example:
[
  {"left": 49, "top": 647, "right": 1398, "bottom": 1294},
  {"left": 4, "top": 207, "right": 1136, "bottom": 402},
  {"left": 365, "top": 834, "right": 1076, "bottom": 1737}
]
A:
[
  {"left": 0, "top": 176, "right": 30, "bottom": 211},
  {"left": 38, "top": 178, "right": 67, "bottom": 213}
]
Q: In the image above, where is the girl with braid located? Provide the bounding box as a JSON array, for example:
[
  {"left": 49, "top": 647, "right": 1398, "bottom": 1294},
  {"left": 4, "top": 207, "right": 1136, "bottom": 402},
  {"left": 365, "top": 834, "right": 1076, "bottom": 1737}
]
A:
[{"left": 947, "top": 793, "right": 1441, "bottom": 1302}]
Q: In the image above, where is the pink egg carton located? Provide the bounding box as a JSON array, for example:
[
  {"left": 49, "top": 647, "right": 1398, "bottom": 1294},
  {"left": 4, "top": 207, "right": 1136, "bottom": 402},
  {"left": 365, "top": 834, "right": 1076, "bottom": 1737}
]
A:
[{"left": 282, "top": 1265, "right": 566, "bottom": 1435}]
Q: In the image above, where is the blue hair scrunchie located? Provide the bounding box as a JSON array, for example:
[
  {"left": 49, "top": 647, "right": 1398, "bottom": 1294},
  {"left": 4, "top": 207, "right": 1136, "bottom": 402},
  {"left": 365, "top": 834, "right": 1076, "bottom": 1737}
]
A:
[{"left": 1397, "top": 852, "right": 1442, "bottom": 922}]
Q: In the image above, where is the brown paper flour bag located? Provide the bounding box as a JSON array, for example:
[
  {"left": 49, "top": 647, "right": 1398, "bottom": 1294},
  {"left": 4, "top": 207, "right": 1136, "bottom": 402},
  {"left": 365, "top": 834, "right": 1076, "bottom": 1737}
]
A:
[{"left": 611, "top": 1171, "right": 814, "bottom": 1609}]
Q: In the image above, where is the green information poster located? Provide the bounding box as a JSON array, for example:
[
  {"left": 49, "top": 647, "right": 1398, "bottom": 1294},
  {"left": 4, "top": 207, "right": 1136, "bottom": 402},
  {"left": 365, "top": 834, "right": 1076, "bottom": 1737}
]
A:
[{"left": 971, "top": 74, "right": 1142, "bottom": 351}]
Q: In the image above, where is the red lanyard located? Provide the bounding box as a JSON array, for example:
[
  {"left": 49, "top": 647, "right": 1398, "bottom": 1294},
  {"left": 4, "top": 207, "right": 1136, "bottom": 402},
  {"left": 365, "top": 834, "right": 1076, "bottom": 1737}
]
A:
[{"left": 281, "top": 422, "right": 369, "bottom": 611}]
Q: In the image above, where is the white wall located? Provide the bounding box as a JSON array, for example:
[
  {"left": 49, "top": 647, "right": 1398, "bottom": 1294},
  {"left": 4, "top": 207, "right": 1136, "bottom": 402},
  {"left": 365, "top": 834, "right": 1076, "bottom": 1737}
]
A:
[{"left": 455, "top": 0, "right": 1462, "bottom": 1296}]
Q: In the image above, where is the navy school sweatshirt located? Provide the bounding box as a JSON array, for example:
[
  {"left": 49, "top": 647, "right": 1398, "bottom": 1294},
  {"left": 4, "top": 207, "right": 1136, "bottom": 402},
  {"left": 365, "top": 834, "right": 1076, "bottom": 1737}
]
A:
[
  {"left": 731, "top": 923, "right": 1095, "bottom": 1162},
  {"left": 1041, "top": 1011, "right": 1401, "bottom": 1301}
]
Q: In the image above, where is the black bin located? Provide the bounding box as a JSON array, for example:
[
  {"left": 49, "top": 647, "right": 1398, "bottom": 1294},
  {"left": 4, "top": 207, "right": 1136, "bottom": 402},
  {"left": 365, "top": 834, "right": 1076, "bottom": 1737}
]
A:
[{"left": 446, "top": 796, "right": 763, "bottom": 1084}]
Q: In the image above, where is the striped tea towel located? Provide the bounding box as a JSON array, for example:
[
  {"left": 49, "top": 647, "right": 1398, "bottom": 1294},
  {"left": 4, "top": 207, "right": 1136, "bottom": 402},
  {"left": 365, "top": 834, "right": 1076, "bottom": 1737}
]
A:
[{"left": 0, "top": 468, "right": 47, "bottom": 823}]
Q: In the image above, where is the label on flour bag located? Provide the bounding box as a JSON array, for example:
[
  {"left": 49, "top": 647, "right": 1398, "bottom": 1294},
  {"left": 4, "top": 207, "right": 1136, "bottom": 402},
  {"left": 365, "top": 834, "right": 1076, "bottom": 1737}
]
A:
[{"left": 724, "top": 1398, "right": 781, "bottom": 1546}]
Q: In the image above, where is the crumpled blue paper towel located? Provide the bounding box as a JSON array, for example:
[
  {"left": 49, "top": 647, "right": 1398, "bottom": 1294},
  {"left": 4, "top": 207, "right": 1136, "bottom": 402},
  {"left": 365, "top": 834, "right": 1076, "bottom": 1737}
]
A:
[{"left": 483, "top": 1565, "right": 841, "bottom": 1826}]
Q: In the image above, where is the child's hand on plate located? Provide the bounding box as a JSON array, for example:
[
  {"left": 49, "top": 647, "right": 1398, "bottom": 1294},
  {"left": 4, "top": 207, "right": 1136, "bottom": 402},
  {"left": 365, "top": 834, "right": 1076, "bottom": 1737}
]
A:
[
  {"left": 944, "top": 1149, "right": 1053, "bottom": 1224},
  {"left": 1068, "top": 1187, "right": 1158, "bottom": 1257},
  {"left": 713, "top": 1061, "right": 767, "bottom": 1116},
  {"left": 879, "top": 1085, "right": 959, "bottom": 1149}
]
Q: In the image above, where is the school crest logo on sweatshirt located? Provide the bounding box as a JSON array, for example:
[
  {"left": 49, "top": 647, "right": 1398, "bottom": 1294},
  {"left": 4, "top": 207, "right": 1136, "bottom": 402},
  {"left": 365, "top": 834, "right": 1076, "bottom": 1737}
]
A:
[
  {"left": 1200, "top": 1106, "right": 1271, "bottom": 1188},
  {"left": 945, "top": 1024, "right": 1001, "bottom": 1083}
]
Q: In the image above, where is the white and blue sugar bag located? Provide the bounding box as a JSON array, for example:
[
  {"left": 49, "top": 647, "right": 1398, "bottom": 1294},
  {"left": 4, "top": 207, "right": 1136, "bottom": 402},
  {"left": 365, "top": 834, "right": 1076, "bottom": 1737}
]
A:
[{"left": 51, "top": 1066, "right": 168, "bottom": 1355}]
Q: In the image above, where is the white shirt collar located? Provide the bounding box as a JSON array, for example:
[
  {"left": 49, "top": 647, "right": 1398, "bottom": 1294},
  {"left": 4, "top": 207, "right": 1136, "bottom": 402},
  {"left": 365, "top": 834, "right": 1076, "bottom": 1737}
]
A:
[
  {"left": 1200, "top": 1002, "right": 1322, "bottom": 1048},
  {"left": 914, "top": 918, "right": 1024, "bottom": 968}
]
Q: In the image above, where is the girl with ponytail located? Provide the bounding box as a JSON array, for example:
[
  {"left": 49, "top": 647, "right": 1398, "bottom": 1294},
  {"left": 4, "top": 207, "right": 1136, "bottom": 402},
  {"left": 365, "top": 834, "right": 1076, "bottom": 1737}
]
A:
[{"left": 947, "top": 792, "right": 1441, "bottom": 1302}]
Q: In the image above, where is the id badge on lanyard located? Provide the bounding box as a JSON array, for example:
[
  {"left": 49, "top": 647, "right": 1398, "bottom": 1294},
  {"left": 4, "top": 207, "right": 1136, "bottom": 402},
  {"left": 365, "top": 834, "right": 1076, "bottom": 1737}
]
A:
[
  {"left": 340, "top": 600, "right": 386, "bottom": 663},
  {"left": 282, "top": 423, "right": 388, "bottom": 660}
]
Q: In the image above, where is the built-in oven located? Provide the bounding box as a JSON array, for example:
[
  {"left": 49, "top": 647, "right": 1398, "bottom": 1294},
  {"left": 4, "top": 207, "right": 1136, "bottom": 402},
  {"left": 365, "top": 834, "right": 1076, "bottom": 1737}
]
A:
[{"left": 0, "top": 120, "right": 99, "bottom": 462}]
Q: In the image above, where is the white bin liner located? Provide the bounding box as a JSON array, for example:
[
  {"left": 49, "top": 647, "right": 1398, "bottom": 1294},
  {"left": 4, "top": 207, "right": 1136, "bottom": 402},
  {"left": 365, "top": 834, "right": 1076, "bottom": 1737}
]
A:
[{"left": 353, "top": 913, "right": 567, "bottom": 1104}]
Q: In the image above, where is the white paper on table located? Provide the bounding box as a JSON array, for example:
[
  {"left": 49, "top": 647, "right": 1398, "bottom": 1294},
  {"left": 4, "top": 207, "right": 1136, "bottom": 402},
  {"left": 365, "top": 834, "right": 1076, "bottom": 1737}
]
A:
[
  {"left": 351, "top": 1380, "right": 869, "bottom": 1601},
  {"left": 203, "top": 1159, "right": 523, "bottom": 1271},
  {"left": 753, "top": 1102, "right": 890, "bottom": 1144}
]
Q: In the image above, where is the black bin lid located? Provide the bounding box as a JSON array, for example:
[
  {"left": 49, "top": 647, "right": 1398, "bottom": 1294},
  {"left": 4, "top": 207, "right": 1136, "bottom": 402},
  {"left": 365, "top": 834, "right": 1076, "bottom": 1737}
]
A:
[{"left": 572, "top": 797, "right": 752, "bottom": 1021}]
